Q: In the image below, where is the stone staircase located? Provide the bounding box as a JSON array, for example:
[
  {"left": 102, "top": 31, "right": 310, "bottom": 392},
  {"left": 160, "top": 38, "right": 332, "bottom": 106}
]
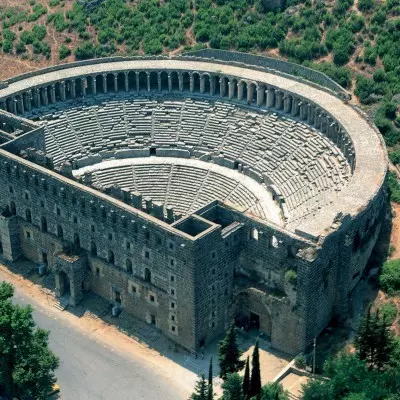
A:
[{"left": 53, "top": 295, "right": 69, "bottom": 311}]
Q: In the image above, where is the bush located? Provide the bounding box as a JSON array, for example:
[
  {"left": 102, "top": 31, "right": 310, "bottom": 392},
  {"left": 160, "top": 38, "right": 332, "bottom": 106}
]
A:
[
  {"left": 294, "top": 353, "right": 306, "bottom": 369},
  {"left": 74, "top": 41, "right": 98, "bottom": 60},
  {"left": 285, "top": 270, "right": 297, "bottom": 285},
  {"left": 58, "top": 44, "right": 71, "bottom": 60},
  {"left": 355, "top": 75, "right": 384, "bottom": 104},
  {"left": 389, "top": 150, "right": 400, "bottom": 165},
  {"left": 33, "top": 25, "right": 47, "bottom": 41},
  {"left": 380, "top": 258, "right": 400, "bottom": 294},
  {"left": 381, "top": 302, "right": 398, "bottom": 324},
  {"left": 358, "top": 0, "right": 374, "bottom": 12},
  {"left": 15, "top": 41, "right": 26, "bottom": 54},
  {"left": 309, "top": 62, "right": 352, "bottom": 88},
  {"left": 388, "top": 171, "right": 400, "bottom": 203}
]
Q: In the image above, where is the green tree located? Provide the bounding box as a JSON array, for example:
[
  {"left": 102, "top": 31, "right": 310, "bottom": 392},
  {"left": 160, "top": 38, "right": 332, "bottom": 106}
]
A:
[
  {"left": 249, "top": 339, "right": 262, "bottom": 398},
  {"left": 0, "top": 282, "right": 59, "bottom": 400},
  {"left": 259, "top": 382, "right": 289, "bottom": 400},
  {"left": 190, "top": 374, "right": 208, "bottom": 400},
  {"left": 208, "top": 357, "right": 214, "bottom": 400},
  {"left": 222, "top": 373, "right": 245, "bottom": 400},
  {"left": 218, "top": 322, "right": 245, "bottom": 379},
  {"left": 243, "top": 356, "right": 250, "bottom": 399}
]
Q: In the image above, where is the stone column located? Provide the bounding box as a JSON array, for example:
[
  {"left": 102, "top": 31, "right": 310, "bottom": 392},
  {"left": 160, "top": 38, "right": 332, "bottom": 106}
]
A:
[
  {"left": 315, "top": 110, "right": 322, "bottom": 129},
  {"left": 266, "top": 88, "right": 275, "bottom": 108},
  {"left": 41, "top": 87, "right": 49, "bottom": 106},
  {"left": 300, "top": 103, "right": 308, "bottom": 120},
  {"left": 307, "top": 105, "right": 315, "bottom": 125},
  {"left": 291, "top": 97, "right": 299, "bottom": 117},
  {"left": 60, "top": 81, "right": 66, "bottom": 101},
  {"left": 24, "top": 91, "right": 32, "bottom": 112},
  {"left": 114, "top": 74, "right": 118, "bottom": 92},
  {"left": 157, "top": 72, "right": 162, "bottom": 92},
  {"left": 283, "top": 94, "right": 291, "bottom": 114},
  {"left": 146, "top": 72, "right": 151, "bottom": 92},
  {"left": 91, "top": 77, "right": 97, "bottom": 96},
  {"left": 125, "top": 72, "right": 129, "bottom": 92},
  {"left": 10, "top": 97, "right": 17, "bottom": 114},
  {"left": 136, "top": 72, "right": 140, "bottom": 92},
  {"left": 102, "top": 74, "right": 107, "bottom": 94},
  {"left": 178, "top": 73, "right": 183, "bottom": 92},
  {"left": 81, "top": 79, "right": 87, "bottom": 97},
  {"left": 275, "top": 90, "right": 283, "bottom": 110},
  {"left": 210, "top": 75, "right": 216, "bottom": 95},
  {"left": 247, "top": 84, "right": 255, "bottom": 104},
  {"left": 50, "top": 84, "right": 56, "bottom": 103},
  {"left": 17, "top": 95, "right": 24, "bottom": 114},
  {"left": 70, "top": 80, "right": 76, "bottom": 98},
  {"left": 189, "top": 74, "right": 194, "bottom": 93},
  {"left": 237, "top": 82, "right": 244, "bottom": 102},
  {"left": 33, "top": 88, "right": 41, "bottom": 108},
  {"left": 228, "top": 80, "right": 235, "bottom": 100},
  {"left": 168, "top": 73, "right": 172, "bottom": 92},
  {"left": 256, "top": 85, "right": 264, "bottom": 107},
  {"left": 220, "top": 78, "right": 226, "bottom": 97},
  {"left": 200, "top": 75, "right": 205, "bottom": 94}
]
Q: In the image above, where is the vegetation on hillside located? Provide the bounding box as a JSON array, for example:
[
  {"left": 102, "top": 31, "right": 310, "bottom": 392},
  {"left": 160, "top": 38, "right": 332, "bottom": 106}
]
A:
[{"left": 0, "top": 0, "right": 398, "bottom": 153}]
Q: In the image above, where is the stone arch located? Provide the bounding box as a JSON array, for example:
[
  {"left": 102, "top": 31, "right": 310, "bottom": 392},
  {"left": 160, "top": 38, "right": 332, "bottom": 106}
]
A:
[
  {"left": 220, "top": 76, "right": 229, "bottom": 97},
  {"left": 86, "top": 76, "right": 94, "bottom": 96},
  {"left": 238, "top": 80, "right": 247, "bottom": 102},
  {"left": 192, "top": 72, "right": 201, "bottom": 93},
  {"left": 149, "top": 71, "right": 158, "bottom": 91},
  {"left": 138, "top": 71, "right": 147, "bottom": 92},
  {"left": 126, "top": 258, "right": 133, "bottom": 274},
  {"left": 95, "top": 74, "right": 103, "bottom": 94},
  {"left": 40, "top": 216, "right": 47, "bottom": 233},
  {"left": 25, "top": 208, "right": 32, "bottom": 223},
  {"left": 202, "top": 73, "right": 211, "bottom": 94},
  {"left": 128, "top": 71, "right": 136, "bottom": 91},
  {"left": 234, "top": 289, "right": 272, "bottom": 338},
  {"left": 57, "top": 224, "right": 63, "bottom": 239},
  {"left": 170, "top": 71, "right": 179, "bottom": 91},
  {"left": 159, "top": 71, "right": 168, "bottom": 91},
  {"left": 247, "top": 81, "right": 257, "bottom": 104},
  {"left": 90, "top": 241, "right": 97, "bottom": 256},
  {"left": 106, "top": 73, "right": 115, "bottom": 93},
  {"left": 108, "top": 249, "right": 115, "bottom": 265},
  {"left": 182, "top": 71, "right": 190, "bottom": 92},
  {"left": 117, "top": 72, "right": 125, "bottom": 92},
  {"left": 73, "top": 232, "right": 81, "bottom": 249},
  {"left": 58, "top": 270, "right": 70, "bottom": 296},
  {"left": 144, "top": 267, "right": 151, "bottom": 282}
]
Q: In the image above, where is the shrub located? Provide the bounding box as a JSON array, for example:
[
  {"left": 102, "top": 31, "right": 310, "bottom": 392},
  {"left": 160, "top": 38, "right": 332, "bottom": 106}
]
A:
[
  {"left": 33, "top": 25, "right": 47, "bottom": 41},
  {"left": 380, "top": 258, "right": 400, "bottom": 294},
  {"left": 381, "top": 302, "right": 398, "bottom": 324},
  {"left": 358, "top": 0, "right": 374, "bottom": 12},
  {"left": 294, "top": 353, "right": 307, "bottom": 369},
  {"left": 74, "top": 41, "right": 98, "bottom": 60},
  {"left": 49, "top": 0, "right": 61, "bottom": 6},
  {"left": 58, "top": 44, "right": 71, "bottom": 60},
  {"left": 390, "top": 150, "right": 400, "bottom": 165},
  {"left": 285, "top": 270, "right": 297, "bottom": 285},
  {"left": 15, "top": 41, "right": 26, "bottom": 54},
  {"left": 2, "top": 39, "right": 13, "bottom": 53}
]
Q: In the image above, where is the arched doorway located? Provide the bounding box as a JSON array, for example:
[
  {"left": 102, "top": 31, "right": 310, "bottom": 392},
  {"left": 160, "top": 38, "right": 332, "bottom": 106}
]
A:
[
  {"left": 234, "top": 289, "right": 272, "bottom": 339},
  {"left": 58, "top": 271, "right": 70, "bottom": 296}
]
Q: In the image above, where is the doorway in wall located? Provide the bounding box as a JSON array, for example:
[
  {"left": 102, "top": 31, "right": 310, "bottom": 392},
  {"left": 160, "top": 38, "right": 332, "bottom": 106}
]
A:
[{"left": 250, "top": 312, "right": 260, "bottom": 330}]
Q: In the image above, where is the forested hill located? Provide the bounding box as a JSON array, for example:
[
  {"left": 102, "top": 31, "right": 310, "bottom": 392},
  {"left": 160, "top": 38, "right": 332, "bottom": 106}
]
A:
[{"left": 0, "top": 0, "right": 399, "bottom": 155}]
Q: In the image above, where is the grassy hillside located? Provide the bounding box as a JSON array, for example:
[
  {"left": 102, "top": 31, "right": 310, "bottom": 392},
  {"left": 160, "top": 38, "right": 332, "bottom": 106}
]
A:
[{"left": 0, "top": 0, "right": 399, "bottom": 153}]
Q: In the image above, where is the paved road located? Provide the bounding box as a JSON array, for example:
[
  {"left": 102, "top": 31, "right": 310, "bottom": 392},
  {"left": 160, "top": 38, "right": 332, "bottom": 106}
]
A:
[{"left": 5, "top": 276, "right": 184, "bottom": 400}]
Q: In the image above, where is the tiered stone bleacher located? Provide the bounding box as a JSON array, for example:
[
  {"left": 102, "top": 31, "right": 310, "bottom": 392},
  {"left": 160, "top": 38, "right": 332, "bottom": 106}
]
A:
[
  {"left": 88, "top": 162, "right": 267, "bottom": 219},
  {"left": 32, "top": 96, "right": 350, "bottom": 226}
]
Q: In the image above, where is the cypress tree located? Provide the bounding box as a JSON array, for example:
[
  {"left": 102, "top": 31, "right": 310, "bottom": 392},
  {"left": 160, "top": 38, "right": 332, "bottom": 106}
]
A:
[
  {"left": 355, "top": 305, "right": 372, "bottom": 362},
  {"left": 374, "top": 310, "right": 395, "bottom": 370},
  {"left": 190, "top": 374, "right": 208, "bottom": 400},
  {"left": 242, "top": 356, "right": 250, "bottom": 399},
  {"left": 249, "top": 339, "right": 262, "bottom": 399},
  {"left": 218, "top": 321, "right": 245, "bottom": 379},
  {"left": 208, "top": 357, "right": 213, "bottom": 400}
]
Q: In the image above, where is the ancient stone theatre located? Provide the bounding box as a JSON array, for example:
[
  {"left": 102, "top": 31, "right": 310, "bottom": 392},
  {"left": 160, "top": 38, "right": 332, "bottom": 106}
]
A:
[{"left": 0, "top": 50, "right": 388, "bottom": 355}]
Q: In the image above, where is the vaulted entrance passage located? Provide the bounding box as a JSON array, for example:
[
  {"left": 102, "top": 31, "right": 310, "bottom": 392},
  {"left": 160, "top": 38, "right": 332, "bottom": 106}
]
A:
[
  {"left": 58, "top": 270, "right": 70, "bottom": 296},
  {"left": 234, "top": 288, "right": 272, "bottom": 339}
]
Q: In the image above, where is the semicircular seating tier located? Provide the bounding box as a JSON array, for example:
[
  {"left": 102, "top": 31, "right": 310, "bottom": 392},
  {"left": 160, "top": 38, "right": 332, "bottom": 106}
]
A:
[
  {"left": 29, "top": 95, "right": 350, "bottom": 229},
  {"left": 73, "top": 157, "right": 283, "bottom": 225}
]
